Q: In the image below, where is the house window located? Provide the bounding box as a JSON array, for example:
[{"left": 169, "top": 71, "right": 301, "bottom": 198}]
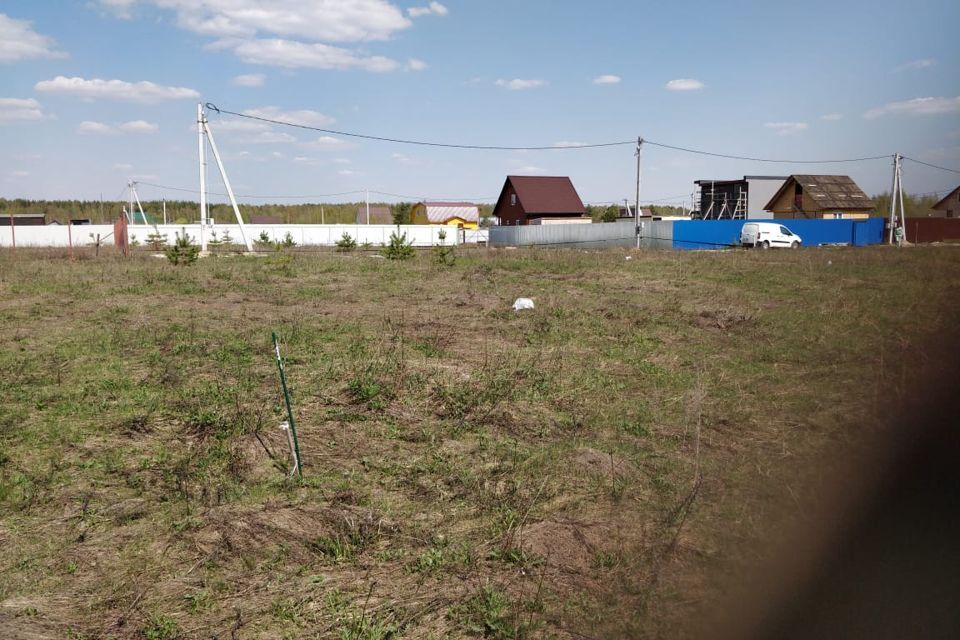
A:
[{"left": 510, "top": 193, "right": 517, "bottom": 206}]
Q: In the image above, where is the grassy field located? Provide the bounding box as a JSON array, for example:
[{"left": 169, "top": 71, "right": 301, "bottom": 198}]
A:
[{"left": 1, "top": 245, "right": 958, "bottom": 639}]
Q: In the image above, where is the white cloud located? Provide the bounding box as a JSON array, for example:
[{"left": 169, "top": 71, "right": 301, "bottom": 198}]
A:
[
  {"left": 230, "top": 38, "right": 401, "bottom": 72},
  {"left": 141, "top": 0, "right": 411, "bottom": 42},
  {"left": 665, "top": 78, "right": 704, "bottom": 91},
  {"left": 78, "top": 119, "right": 159, "bottom": 135},
  {"left": 113, "top": 163, "right": 134, "bottom": 171},
  {"left": 408, "top": 2, "right": 448, "bottom": 17},
  {"left": 820, "top": 113, "right": 843, "bottom": 121},
  {"left": 864, "top": 96, "right": 960, "bottom": 119},
  {"left": 242, "top": 106, "right": 335, "bottom": 127},
  {"left": 406, "top": 58, "right": 428, "bottom": 71},
  {"left": 338, "top": 168, "right": 359, "bottom": 176},
  {"left": 0, "top": 97, "right": 45, "bottom": 123},
  {"left": 495, "top": 78, "right": 546, "bottom": 91},
  {"left": 593, "top": 74, "right": 621, "bottom": 85},
  {"left": 97, "top": 0, "right": 137, "bottom": 19},
  {"left": 10, "top": 170, "right": 30, "bottom": 178},
  {"left": 232, "top": 73, "right": 265, "bottom": 87},
  {"left": 35, "top": 76, "right": 199, "bottom": 103},
  {"left": 333, "top": 158, "right": 352, "bottom": 164},
  {"left": 308, "top": 135, "right": 350, "bottom": 150},
  {"left": 239, "top": 130, "right": 298, "bottom": 144},
  {"left": 391, "top": 152, "right": 418, "bottom": 165},
  {"left": 764, "top": 121, "right": 809, "bottom": 135},
  {"left": 0, "top": 13, "right": 67, "bottom": 62},
  {"left": 118, "top": 119, "right": 159, "bottom": 133},
  {"left": 77, "top": 121, "right": 117, "bottom": 135},
  {"left": 894, "top": 58, "right": 936, "bottom": 73}
]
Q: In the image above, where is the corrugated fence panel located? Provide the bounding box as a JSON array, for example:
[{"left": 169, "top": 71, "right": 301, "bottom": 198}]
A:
[
  {"left": 489, "top": 221, "right": 636, "bottom": 248},
  {"left": 903, "top": 218, "right": 960, "bottom": 243},
  {"left": 671, "top": 218, "right": 886, "bottom": 250}
]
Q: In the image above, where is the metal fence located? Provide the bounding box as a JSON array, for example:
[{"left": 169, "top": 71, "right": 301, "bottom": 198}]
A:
[
  {"left": 0, "top": 224, "right": 116, "bottom": 248},
  {"left": 489, "top": 221, "right": 639, "bottom": 248}
]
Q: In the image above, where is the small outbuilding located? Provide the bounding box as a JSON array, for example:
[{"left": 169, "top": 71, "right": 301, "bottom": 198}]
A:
[
  {"left": 410, "top": 202, "right": 479, "bottom": 229},
  {"left": 765, "top": 175, "right": 873, "bottom": 219},
  {"left": 932, "top": 186, "right": 960, "bottom": 218},
  {"left": 0, "top": 213, "right": 45, "bottom": 226},
  {"left": 492, "top": 175, "right": 586, "bottom": 225}
]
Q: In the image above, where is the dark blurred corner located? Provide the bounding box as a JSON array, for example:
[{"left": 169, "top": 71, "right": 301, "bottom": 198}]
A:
[{"left": 700, "top": 329, "right": 960, "bottom": 640}]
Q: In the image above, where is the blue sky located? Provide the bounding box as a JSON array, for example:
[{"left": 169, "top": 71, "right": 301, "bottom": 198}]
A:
[{"left": 1, "top": 0, "right": 958, "bottom": 208}]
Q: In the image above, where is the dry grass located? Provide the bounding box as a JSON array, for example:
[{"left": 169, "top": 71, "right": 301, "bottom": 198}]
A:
[{"left": 1, "top": 245, "right": 958, "bottom": 639}]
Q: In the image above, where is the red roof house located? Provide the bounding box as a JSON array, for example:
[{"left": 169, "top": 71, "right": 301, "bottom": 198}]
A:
[{"left": 492, "top": 176, "right": 586, "bottom": 225}]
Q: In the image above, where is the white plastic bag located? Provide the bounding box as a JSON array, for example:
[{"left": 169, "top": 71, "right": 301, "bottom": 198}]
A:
[{"left": 512, "top": 298, "right": 535, "bottom": 311}]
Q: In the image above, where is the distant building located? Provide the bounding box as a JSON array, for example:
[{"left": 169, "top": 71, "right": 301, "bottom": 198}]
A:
[
  {"left": 0, "top": 213, "right": 46, "bottom": 226},
  {"left": 764, "top": 175, "right": 873, "bottom": 219},
  {"left": 355, "top": 206, "right": 393, "bottom": 225},
  {"left": 618, "top": 206, "right": 653, "bottom": 219},
  {"left": 410, "top": 202, "right": 479, "bottom": 229},
  {"left": 492, "top": 176, "right": 586, "bottom": 226},
  {"left": 70, "top": 218, "right": 92, "bottom": 225},
  {"left": 932, "top": 186, "right": 960, "bottom": 218},
  {"left": 693, "top": 176, "right": 787, "bottom": 219}
]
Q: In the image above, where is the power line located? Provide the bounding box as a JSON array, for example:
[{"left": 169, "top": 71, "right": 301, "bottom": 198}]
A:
[
  {"left": 642, "top": 139, "right": 892, "bottom": 164},
  {"left": 902, "top": 156, "right": 960, "bottom": 175},
  {"left": 206, "top": 103, "right": 897, "bottom": 165},
  {"left": 205, "top": 103, "right": 635, "bottom": 151}
]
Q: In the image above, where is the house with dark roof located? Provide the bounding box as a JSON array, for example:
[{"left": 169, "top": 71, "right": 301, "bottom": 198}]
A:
[
  {"left": 693, "top": 176, "right": 787, "bottom": 219},
  {"left": 932, "top": 186, "right": 960, "bottom": 218},
  {"left": 410, "top": 202, "right": 479, "bottom": 229},
  {"left": 765, "top": 175, "right": 873, "bottom": 219},
  {"left": 492, "top": 176, "right": 586, "bottom": 225},
  {"left": 355, "top": 206, "right": 393, "bottom": 225}
]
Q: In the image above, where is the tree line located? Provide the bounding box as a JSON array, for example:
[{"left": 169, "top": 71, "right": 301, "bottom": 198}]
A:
[{"left": 0, "top": 192, "right": 948, "bottom": 225}]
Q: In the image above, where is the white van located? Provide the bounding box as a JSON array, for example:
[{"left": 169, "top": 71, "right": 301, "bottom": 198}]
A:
[{"left": 741, "top": 222, "right": 802, "bottom": 248}]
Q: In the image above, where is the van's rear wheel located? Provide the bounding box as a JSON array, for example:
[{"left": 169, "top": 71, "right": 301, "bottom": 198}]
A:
[
  {"left": 760, "top": 240, "right": 770, "bottom": 249},
  {"left": 791, "top": 241, "right": 799, "bottom": 249}
]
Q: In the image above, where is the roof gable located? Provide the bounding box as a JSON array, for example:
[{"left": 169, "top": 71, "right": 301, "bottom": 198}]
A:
[
  {"left": 503, "top": 175, "right": 585, "bottom": 215},
  {"left": 933, "top": 186, "right": 960, "bottom": 210},
  {"left": 764, "top": 175, "right": 872, "bottom": 211},
  {"left": 419, "top": 202, "right": 479, "bottom": 223}
]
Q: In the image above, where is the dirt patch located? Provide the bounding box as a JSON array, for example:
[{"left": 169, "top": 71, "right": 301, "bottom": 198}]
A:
[
  {"left": 693, "top": 308, "right": 752, "bottom": 331},
  {"left": 572, "top": 447, "right": 634, "bottom": 479},
  {"left": 519, "top": 518, "right": 608, "bottom": 576}
]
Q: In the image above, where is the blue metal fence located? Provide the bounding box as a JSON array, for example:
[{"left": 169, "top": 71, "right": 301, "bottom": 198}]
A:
[{"left": 670, "top": 218, "right": 885, "bottom": 250}]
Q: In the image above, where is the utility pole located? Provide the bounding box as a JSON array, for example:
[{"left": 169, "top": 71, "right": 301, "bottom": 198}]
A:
[
  {"left": 365, "top": 190, "right": 370, "bottom": 225},
  {"left": 204, "top": 111, "right": 254, "bottom": 252},
  {"left": 888, "top": 153, "right": 901, "bottom": 245},
  {"left": 198, "top": 103, "right": 208, "bottom": 251},
  {"left": 635, "top": 137, "right": 643, "bottom": 248},
  {"left": 163, "top": 198, "right": 167, "bottom": 225},
  {"left": 321, "top": 205, "right": 325, "bottom": 225},
  {"left": 128, "top": 180, "right": 135, "bottom": 224}
]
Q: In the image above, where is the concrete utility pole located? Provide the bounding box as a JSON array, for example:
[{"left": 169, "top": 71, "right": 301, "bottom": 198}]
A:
[
  {"left": 198, "top": 103, "right": 208, "bottom": 250},
  {"left": 203, "top": 110, "right": 253, "bottom": 252},
  {"left": 888, "top": 153, "right": 902, "bottom": 245},
  {"left": 635, "top": 137, "right": 643, "bottom": 248}
]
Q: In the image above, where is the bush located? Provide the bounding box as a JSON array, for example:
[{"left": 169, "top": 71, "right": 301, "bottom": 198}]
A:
[
  {"left": 382, "top": 231, "right": 415, "bottom": 260},
  {"left": 165, "top": 231, "right": 200, "bottom": 265},
  {"left": 254, "top": 230, "right": 272, "bottom": 248},
  {"left": 335, "top": 232, "right": 357, "bottom": 252},
  {"left": 146, "top": 230, "right": 168, "bottom": 251}
]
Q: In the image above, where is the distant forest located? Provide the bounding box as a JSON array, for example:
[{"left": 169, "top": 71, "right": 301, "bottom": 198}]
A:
[{"left": 0, "top": 191, "right": 947, "bottom": 224}]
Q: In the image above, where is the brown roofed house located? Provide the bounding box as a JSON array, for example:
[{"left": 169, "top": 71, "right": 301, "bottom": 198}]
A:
[
  {"left": 764, "top": 175, "right": 873, "bottom": 219},
  {"left": 932, "top": 186, "right": 960, "bottom": 218},
  {"left": 355, "top": 206, "right": 393, "bottom": 225},
  {"left": 492, "top": 176, "right": 586, "bottom": 225}
]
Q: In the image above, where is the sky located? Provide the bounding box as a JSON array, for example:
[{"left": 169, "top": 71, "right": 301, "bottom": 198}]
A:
[{"left": 1, "top": 0, "right": 959, "bottom": 209}]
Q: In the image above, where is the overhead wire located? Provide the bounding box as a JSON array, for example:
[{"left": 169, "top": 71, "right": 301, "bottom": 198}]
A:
[
  {"left": 205, "top": 103, "right": 635, "bottom": 151},
  {"left": 902, "top": 156, "right": 960, "bottom": 175}
]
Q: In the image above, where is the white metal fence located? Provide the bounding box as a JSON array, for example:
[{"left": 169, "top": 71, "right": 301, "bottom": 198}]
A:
[{"left": 0, "top": 224, "right": 116, "bottom": 248}]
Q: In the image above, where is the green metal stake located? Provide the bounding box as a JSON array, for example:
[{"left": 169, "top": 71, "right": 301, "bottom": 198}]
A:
[{"left": 273, "top": 331, "right": 303, "bottom": 480}]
